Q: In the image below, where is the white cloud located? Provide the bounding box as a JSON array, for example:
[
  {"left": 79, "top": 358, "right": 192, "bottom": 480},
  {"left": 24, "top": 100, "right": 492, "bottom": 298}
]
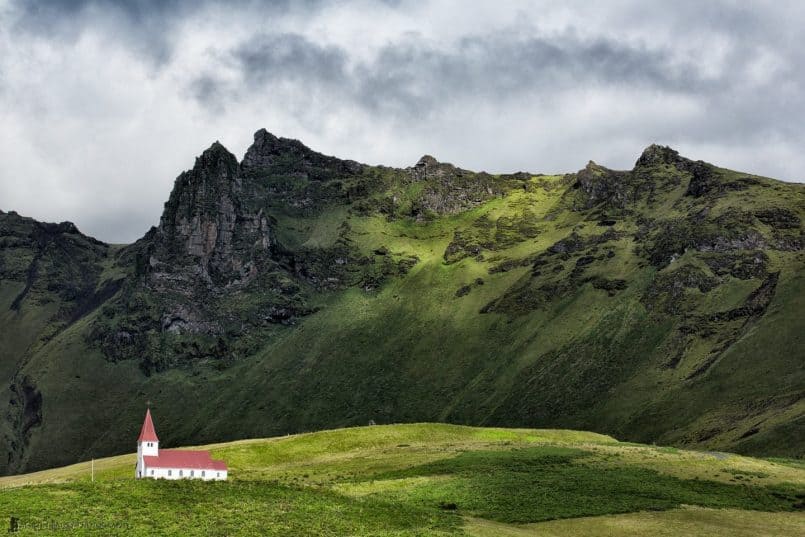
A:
[{"left": 1, "top": 0, "right": 803, "bottom": 242}]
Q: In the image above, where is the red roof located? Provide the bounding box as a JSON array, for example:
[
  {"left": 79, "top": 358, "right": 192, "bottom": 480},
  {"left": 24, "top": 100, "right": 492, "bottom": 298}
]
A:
[
  {"left": 143, "top": 449, "right": 227, "bottom": 471},
  {"left": 137, "top": 408, "right": 159, "bottom": 443}
]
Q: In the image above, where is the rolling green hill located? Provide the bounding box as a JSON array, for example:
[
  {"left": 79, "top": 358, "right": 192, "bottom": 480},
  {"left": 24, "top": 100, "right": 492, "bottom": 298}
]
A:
[
  {"left": 0, "top": 424, "right": 803, "bottom": 536},
  {"left": 1, "top": 130, "right": 803, "bottom": 475}
]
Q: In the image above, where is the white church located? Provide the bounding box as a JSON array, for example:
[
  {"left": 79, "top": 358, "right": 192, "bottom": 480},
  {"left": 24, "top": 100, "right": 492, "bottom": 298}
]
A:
[{"left": 135, "top": 408, "right": 228, "bottom": 480}]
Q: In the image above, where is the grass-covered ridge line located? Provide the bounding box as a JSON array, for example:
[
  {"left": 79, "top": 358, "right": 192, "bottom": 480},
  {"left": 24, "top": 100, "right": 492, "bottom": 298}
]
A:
[
  {"left": 1, "top": 424, "right": 803, "bottom": 536},
  {"left": 1, "top": 135, "right": 804, "bottom": 475}
]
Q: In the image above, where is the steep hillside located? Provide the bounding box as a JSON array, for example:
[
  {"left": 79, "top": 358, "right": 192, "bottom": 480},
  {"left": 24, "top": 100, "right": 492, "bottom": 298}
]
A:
[
  {"left": 1, "top": 130, "right": 803, "bottom": 475},
  {"left": 1, "top": 424, "right": 803, "bottom": 536}
]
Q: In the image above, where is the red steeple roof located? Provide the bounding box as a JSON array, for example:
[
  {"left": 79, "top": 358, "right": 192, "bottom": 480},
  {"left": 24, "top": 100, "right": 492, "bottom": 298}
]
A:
[
  {"left": 144, "top": 450, "right": 227, "bottom": 470},
  {"left": 137, "top": 408, "right": 159, "bottom": 443}
]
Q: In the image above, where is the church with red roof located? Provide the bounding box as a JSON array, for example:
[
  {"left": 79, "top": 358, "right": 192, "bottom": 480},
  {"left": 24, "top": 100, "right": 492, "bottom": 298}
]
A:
[{"left": 135, "top": 408, "right": 228, "bottom": 480}]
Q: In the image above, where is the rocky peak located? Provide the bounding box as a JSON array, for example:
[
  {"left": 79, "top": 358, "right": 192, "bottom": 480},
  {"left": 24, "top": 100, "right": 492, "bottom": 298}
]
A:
[
  {"left": 634, "top": 144, "right": 684, "bottom": 168},
  {"left": 572, "top": 161, "right": 635, "bottom": 210},
  {"left": 241, "top": 128, "right": 362, "bottom": 179},
  {"left": 409, "top": 154, "right": 463, "bottom": 183},
  {"left": 0, "top": 210, "right": 98, "bottom": 245},
  {"left": 632, "top": 144, "right": 722, "bottom": 197},
  {"left": 0, "top": 211, "right": 108, "bottom": 316},
  {"left": 584, "top": 160, "right": 602, "bottom": 171},
  {"left": 415, "top": 155, "right": 439, "bottom": 168},
  {"left": 37, "top": 221, "right": 81, "bottom": 237},
  {"left": 201, "top": 140, "right": 239, "bottom": 166},
  {"left": 159, "top": 141, "right": 240, "bottom": 239},
  {"left": 149, "top": 140, "right": 271, "bottom": 288},
  {"left": 241, "top": 128, "right": 304, "bottom": 171},
  {"left": 576, "top": 160, "right": 614, "bottom": 182}
]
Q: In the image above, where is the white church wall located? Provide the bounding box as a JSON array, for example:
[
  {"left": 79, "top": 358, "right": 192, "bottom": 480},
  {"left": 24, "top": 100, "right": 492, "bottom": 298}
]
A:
[
  {"left": 141, "top": 441, "right": 158, "bottom": 456},
  {"left": 142, "top": 466, "right": 227, "bottom": 481}
]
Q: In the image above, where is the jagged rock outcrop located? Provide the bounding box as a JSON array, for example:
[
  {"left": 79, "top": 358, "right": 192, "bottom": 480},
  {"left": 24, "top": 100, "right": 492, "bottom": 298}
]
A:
[
  {"left": 240, "top": 129, "right": 366, "bottom": 212},
  {"left": 632, "top": 143, "right": 720, "bottom": 198},
  {"left": 147, "top": 142, "right": 272, "bottom": 289},
  {"left": 406, "top": 155, "right": 513, "bottom": 216},
  {"left": 90, "top": 136, "right": 312, "bottom": 370},
  {"left": 571, "top": 144, "right": 726, "bottom": 210},
  {"left": 634, "top": 144, "right": 686, "bottom": 168},
  {"left": 571, "top": 161, "right": 636, "bottom": 210},
  {"left": 0, "top": 211, "right": 110, "bottom": 316},
  {"left": 409, "top": 155, "right": 447, "bottom": 181},
  {"left": 89, "top": 130, "right": 407, "bottom": 370},
  {"left": 683, "top": 160, "right": 720, "bottom": 197},
  {"left": 242, "top": 128, "right": 363, "bottom": 179}
]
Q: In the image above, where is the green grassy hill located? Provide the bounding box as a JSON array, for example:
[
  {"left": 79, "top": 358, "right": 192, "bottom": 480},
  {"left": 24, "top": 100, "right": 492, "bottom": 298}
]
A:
[
  {"left": 1, "top": 131, "right": 803, "bottom": 475},
  {"left": 1, "top": 424, "right": 803, "bottom": 536}
]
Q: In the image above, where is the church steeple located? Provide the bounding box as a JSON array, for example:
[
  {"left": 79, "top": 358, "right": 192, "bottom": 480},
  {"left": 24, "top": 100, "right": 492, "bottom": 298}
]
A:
[
  {"left": 136, "top": 408, "right": 159, "bottom": 478},
  {"left": 137, "top": 408, "right": 159, "bottom": 443}
]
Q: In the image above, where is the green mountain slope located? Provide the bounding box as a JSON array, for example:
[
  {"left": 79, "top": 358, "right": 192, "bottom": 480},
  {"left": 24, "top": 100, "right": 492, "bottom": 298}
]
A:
[
  {"left": 1, "top": 130, "right": 803, "bottom": 475},
  {"left": 1, "top": 424, "right": 803, "bottom": 536}
]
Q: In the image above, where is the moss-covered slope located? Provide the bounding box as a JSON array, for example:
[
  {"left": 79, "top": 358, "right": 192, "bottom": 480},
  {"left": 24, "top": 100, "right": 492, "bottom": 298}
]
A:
[{"left": 1, "top": 132, "right": 803, "bottom": 475}]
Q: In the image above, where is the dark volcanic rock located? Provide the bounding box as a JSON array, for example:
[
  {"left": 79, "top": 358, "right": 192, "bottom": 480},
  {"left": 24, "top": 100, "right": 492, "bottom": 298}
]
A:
[
  {"left": 634, "top": 144, "right": 685, "bottom": 168},
  {"left": 684, "top": 272, "right": 781, "bottom": 380},
  {"left": 407, "top": 155, "right": 510, "bottom": 216},
  {"left": 572, "top": 161, "right": 634, "bottom": 209},
  {"left": 4, "top": 376, "right": 43, "bottom": 473},
  {"left": 642, "top": 208, "right": 773, "bottom": 267},
  {"left": 643, "top": 265, "right": 721, "bottom": 315},
  {"left": 570, "top": 147, "right": 689, "bottom": 210},
  {"left": 755, "top": 207, "right": 801, "bottom": 229},
  {"left": 149, "top": 141, "right": 272, "bottom": 288},
  {"left": 588, "top": 277, "right": 628, "bottom": 295},
  {"left": 548, "top": 232, "right": 586, "bottom": 255},
  {"left": 683, "top": 161, "right": 720, "bottom": 197},
  {"left": 242, "top": 128, "right": 363, "bottom": 179},
  {"left": 92, "top": 139, "right": 320, "bottom": 371},
  {"left": 91, "top": 133, "right": 433, "bottom": 371},
  {"left": 632, "top": 144, "right": 721, "bottom": 198},
  {"left": 0, "top": 211, "right": 109, "bottom": 316},
  {"left": 702, "top": 251, "right": 769, "bottom": 280}
]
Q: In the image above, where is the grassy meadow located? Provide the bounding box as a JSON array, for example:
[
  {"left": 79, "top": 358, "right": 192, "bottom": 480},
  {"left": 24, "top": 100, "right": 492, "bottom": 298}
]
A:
[{"left": 1, "top": 423, "right": 803, "bottom": 536}]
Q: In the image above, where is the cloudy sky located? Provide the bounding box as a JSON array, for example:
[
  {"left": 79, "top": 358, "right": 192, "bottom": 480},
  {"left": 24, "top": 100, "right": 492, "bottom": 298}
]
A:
[{"left": 0, "top": 0, "right": 803, "bottom": 242}]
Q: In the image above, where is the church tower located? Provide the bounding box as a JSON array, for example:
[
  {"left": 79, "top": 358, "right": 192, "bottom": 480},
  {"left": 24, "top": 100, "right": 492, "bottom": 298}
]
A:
[{"left": 135, "top": 408, "right": 159, "bottom": 478}]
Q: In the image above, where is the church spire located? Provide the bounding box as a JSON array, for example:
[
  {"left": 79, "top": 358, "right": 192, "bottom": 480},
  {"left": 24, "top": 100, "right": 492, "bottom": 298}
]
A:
[{"left": 137, "top": 408, "right": 159, "bottom": 443}]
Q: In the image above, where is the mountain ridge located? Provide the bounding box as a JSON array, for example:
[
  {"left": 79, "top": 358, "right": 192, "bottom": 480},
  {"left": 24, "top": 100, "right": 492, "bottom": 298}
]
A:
[{"left": 1, "top": 130, "right": 803, "bottom": 475}]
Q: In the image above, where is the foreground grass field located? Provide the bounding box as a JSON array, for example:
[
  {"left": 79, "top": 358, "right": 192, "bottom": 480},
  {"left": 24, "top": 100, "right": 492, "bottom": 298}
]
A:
[{"left": 1, "top": 424, "right": 803, "bottom": 535}]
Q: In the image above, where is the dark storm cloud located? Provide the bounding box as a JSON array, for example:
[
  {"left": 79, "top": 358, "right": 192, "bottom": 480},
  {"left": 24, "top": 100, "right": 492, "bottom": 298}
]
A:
[
  {"left": 355, "top": 33, "right": 706, "bottom": 114},
  {"left": 201, "top": 30, "right": 712, "bottom": 118},
  {"left": 9, "top": 0, "right": 311, "bottom": 64},
  {"left": 14, "top": 0, "right": 190, "bottom": 20},
  {"left": 10, "top": 0, "right": 301, "bottom": 24},
  {"left": 11, "top": 0, "right": 193, "bottom": 63},
  {"left": 236, "top": 33, "right": 348, "bottom": 86},
  {"left": 193, "top": 4, "right": 803, "bottom": 153}
]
